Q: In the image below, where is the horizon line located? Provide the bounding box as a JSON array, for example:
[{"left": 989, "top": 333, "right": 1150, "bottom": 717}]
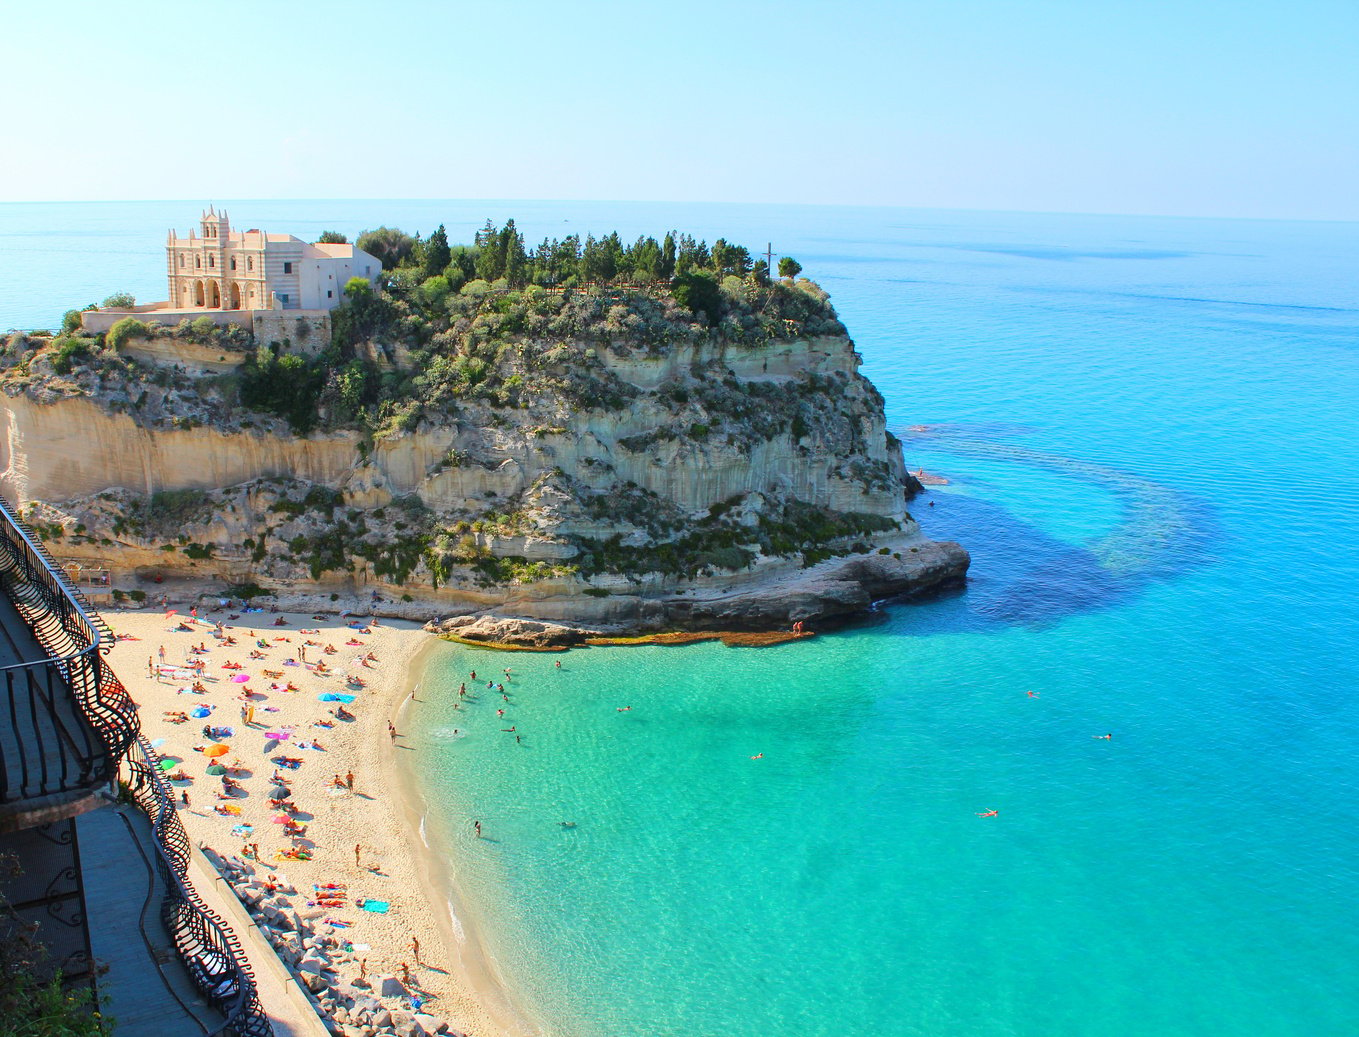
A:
[{"left": 0, "top": 197, "right": 1355, "bottom": 227}]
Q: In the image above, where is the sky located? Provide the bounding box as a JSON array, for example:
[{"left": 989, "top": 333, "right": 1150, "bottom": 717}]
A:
[{"left": 5, "top": 0, "right": 1357, "bottom": 220}]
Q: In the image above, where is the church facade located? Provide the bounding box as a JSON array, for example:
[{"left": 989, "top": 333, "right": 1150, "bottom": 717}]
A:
[{"left": 165, "top": 207, "right": 380, "bottom": 312}]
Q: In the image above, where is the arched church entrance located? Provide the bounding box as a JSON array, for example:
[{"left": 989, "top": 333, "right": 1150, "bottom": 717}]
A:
[
  {"left": 194, "top": 280, "right": 205, "bottom": 307},
  {"left": 228, "top": 282, "right": 241, "bottom": 309},
  {"left": 208, "top": 281, "right": 221, "bottom": 308}
]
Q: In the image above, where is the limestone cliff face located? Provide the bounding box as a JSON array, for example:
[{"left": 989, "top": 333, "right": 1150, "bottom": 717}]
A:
[{"left": 2, "top": 322, "right": 966, "bottom": 630}]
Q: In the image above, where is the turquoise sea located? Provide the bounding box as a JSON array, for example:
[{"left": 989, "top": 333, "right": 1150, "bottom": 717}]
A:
[{"left": 4, "top": 202, "right": 1358, "bottom": 1036}]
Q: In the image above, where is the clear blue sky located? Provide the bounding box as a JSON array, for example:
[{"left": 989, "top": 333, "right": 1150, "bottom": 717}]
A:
[{"left": 7, "top": 0, "right": 1356, "bottom": 220}]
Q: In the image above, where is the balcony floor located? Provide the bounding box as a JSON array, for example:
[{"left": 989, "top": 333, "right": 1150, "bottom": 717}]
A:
[{"left": 78, "top": 803, "right": 226, "bottom": 1036}]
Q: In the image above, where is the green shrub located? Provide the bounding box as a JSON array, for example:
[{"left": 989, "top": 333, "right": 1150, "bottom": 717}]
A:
[
  {"left": 49, "top": 337, "right": 92, "bottom": 375},
  {"left": 106, "top": 317, "right": 151, "bottom": 351}
]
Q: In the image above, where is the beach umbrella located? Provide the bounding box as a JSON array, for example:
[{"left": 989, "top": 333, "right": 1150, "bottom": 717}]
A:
[
  {"left": 157, "top": 758, "right": 179, "bottom": 772},
  {"left": 269, "top": 785, "right": 292, "bottom": 800},
  {"left": 203, "top": 744, "right": 230, "bottom": 758},
  {"left": 191, "top": 706, "right": 212, "bottom": 718},
  {"left": 231, "top": 673, "right": 251, "bottom": 683},
  {"left": 150, "top": 737, "right": 166, "bottom": 748},
  {"left": 271, "top": 814, "right": 291, "bottom": 824},
  {"left": 206, "top": 764, "right": 226, "bottom": 775},
  {"left": 263, "top": 739, "right": 280, "bottom": 754}
]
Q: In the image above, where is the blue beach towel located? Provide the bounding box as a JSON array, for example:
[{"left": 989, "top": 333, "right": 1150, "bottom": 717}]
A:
[
  {"left": 318, "top": 692, "right": 357, "bottom": 703},
  {"left": 358, "top": 899, "right": 389, "bottom": 914}
]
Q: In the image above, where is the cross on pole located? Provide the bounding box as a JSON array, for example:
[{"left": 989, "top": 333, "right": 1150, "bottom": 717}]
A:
[{"left": 765, "top": 242, "right": 774, "bottom": 274}]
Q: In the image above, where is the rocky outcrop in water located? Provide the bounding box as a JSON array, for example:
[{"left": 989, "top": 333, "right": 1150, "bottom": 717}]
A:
[{"left": 0, "top": 279, "right": 966, "bottom": 631}]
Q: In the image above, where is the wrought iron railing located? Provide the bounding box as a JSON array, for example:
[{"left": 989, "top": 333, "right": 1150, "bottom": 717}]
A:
[
  {"left": 124, "top": 736, "right": 274, "bottom": 1037},
  {"left": 0, "top": 494, "right": 141, "bottom": 806}
]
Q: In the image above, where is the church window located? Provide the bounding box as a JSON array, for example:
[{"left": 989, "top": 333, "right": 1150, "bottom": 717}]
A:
[
  {"left": 327, "top": 290, "right": 333, "bottom": 298},
  {"left": 247, "top": 256, "right": 254, "bottom": 271},
  {"left": 281, "top": 294, "right": 290, "bottom": 304},
  {"left": 209, "top": 255, "right": 215, "bottom": 268},
  {"left": 283, "top": 262, "right": 293, "bottom": 274},
  {"left": 195, "top": 256, "right": 201, "bottom": 268},
  {"left": 230, "top": 258, "right": 236, "bottom": 270}
]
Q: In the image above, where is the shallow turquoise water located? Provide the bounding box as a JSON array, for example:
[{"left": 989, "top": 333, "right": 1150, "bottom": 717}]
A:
[{"left": 4, "top": 203, "right": 1358, "bottom": 1036}]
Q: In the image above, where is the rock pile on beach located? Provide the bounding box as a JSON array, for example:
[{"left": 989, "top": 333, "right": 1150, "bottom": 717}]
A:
[{"left": 215, "top": 854, "right": 466, "bottom": 1037}]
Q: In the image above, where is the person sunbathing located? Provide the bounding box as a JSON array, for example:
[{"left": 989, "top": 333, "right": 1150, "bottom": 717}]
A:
[
  {"left": 324, "top": 644, "right": 338, "bottom": 655},
  {"left": 332, "top": 706, "right": 355, "bottom": 721},
  {"left": 314, "top": 661, "right": 330, "bottom": 674},
  {"left": 163, "top": 710, "right": 189, "bottom": 722},
  {"left": 223, "top": 636, "right": 238, "bottom": 645},
  {"left": 249, "top": 650, "right": 266, "bottom": 659},
  {"left": 222, "top": 661, "right": 243, "bottom": 670},
  {"left": 192, "top": 681, "right": 208, "bottom": 692}
]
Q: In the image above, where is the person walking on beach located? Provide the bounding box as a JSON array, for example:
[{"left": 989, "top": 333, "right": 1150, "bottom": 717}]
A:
[
  {"left": 359, "top": 959, "right": 367, "bottom": 980},
  {"left": 410, "top": 937, "right": 421, "bottom": 965},
  {"left": 388, "top": 721, "right": 397, "bottom": 741},
  {"left": 354, "top": 843, "right": 362, "bottom": 866},
  {"left": 158, "top": 645, "right": 166, "bottom": 664},
  {"left": 474, "top": 820, "right": 482, "bottom": 838},
  {"left": 400, "top": 962, "right": 412, "bottom": 986},
  {"left": 345, "top": 770, "right": 354, "bottom": 791},
  {"left": 148, "top": 656, "right": 154, "bottom": 677}
]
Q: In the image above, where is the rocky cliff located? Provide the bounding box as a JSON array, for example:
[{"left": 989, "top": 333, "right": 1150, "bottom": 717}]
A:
[{"left": 0, "top": 278, "right": 966, "bottom": 636}]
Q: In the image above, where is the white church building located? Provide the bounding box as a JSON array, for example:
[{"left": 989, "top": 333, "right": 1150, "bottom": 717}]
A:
[{"left": 84, "top": 208, "right": 381, "bottom": 333}]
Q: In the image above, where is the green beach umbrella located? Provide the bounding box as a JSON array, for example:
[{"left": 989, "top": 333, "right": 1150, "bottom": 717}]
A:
[
  {"left": 206, "top": 764, "right": 227, "bottom": 775},
  {"left": 157, "top": 758, "right": 179, "bottom": 771}
]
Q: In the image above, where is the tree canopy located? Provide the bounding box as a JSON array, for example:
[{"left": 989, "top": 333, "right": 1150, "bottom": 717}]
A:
[
  {"left": 367, "top": 219, "right": 796, "bottom": 295},
  {"left": 356, "top": 226, "right": 417, "bottom": 270}
]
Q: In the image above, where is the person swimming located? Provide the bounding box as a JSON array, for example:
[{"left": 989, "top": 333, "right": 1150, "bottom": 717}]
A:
[
  {"left": 750, "top": 753, "right": 764, "bottom": 759},
  {"left": 616, "top": 706, "right": 631, "bottom": 712},
  {"left": 1027, "top": 690, "right": 1039, "bottom": 697},
  {"left": 976, "top": 809, "right": 998, "bottom": 817},
  {"left": 1094, "top": 733, "right": 1112, "bottom": 740}
]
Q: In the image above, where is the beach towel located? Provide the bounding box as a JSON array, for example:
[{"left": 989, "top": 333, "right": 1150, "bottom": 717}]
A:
[
  {"left": 357, "top": 899, "right": 389, "bottom": 914},
  {"left": 318, "top": 693, "right": 356, "bottom": 703}
]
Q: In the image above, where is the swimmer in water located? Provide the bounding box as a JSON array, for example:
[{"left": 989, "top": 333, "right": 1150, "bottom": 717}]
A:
[
  {"left": 976, "top": 809, "right": 998, "bottom": 818},
  {"left": 497, "top": 708, "right": 505, "bottom": 717},
  {"left": 1094, "top": 733, "right": 1112, "bottom": 740},
  {"left": 616, "top": 706, "right": 631, "bottom": 712},
  {"left": 1027, "top": 690, "right": 1039, "bottom": 697},
  {"left": 555, "top": 660, "right": 561, "bottom": 668},
  {"left": 750, "top": 753, "right": 764, "bottom": 759},
  {"left": 559, "top": 821, "right": 575, "bottom": 828}
]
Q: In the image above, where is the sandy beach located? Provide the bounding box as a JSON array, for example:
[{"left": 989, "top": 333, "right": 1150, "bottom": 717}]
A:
[{"left": 105, "top": 604, "right": 517, "bottom": 1037}]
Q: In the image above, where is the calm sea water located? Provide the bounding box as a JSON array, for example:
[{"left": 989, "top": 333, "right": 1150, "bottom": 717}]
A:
[{"left": 4, "top": 202, "right": 1358, "bottom": 1036}]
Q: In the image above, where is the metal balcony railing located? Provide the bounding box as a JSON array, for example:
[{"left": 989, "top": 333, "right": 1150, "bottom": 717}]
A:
[
  {"left": 0, "top": 494, "right": 140, "bottom": 809},
  {"left": 123, "top": 737, "right": 274, "bottom": 1037}
]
